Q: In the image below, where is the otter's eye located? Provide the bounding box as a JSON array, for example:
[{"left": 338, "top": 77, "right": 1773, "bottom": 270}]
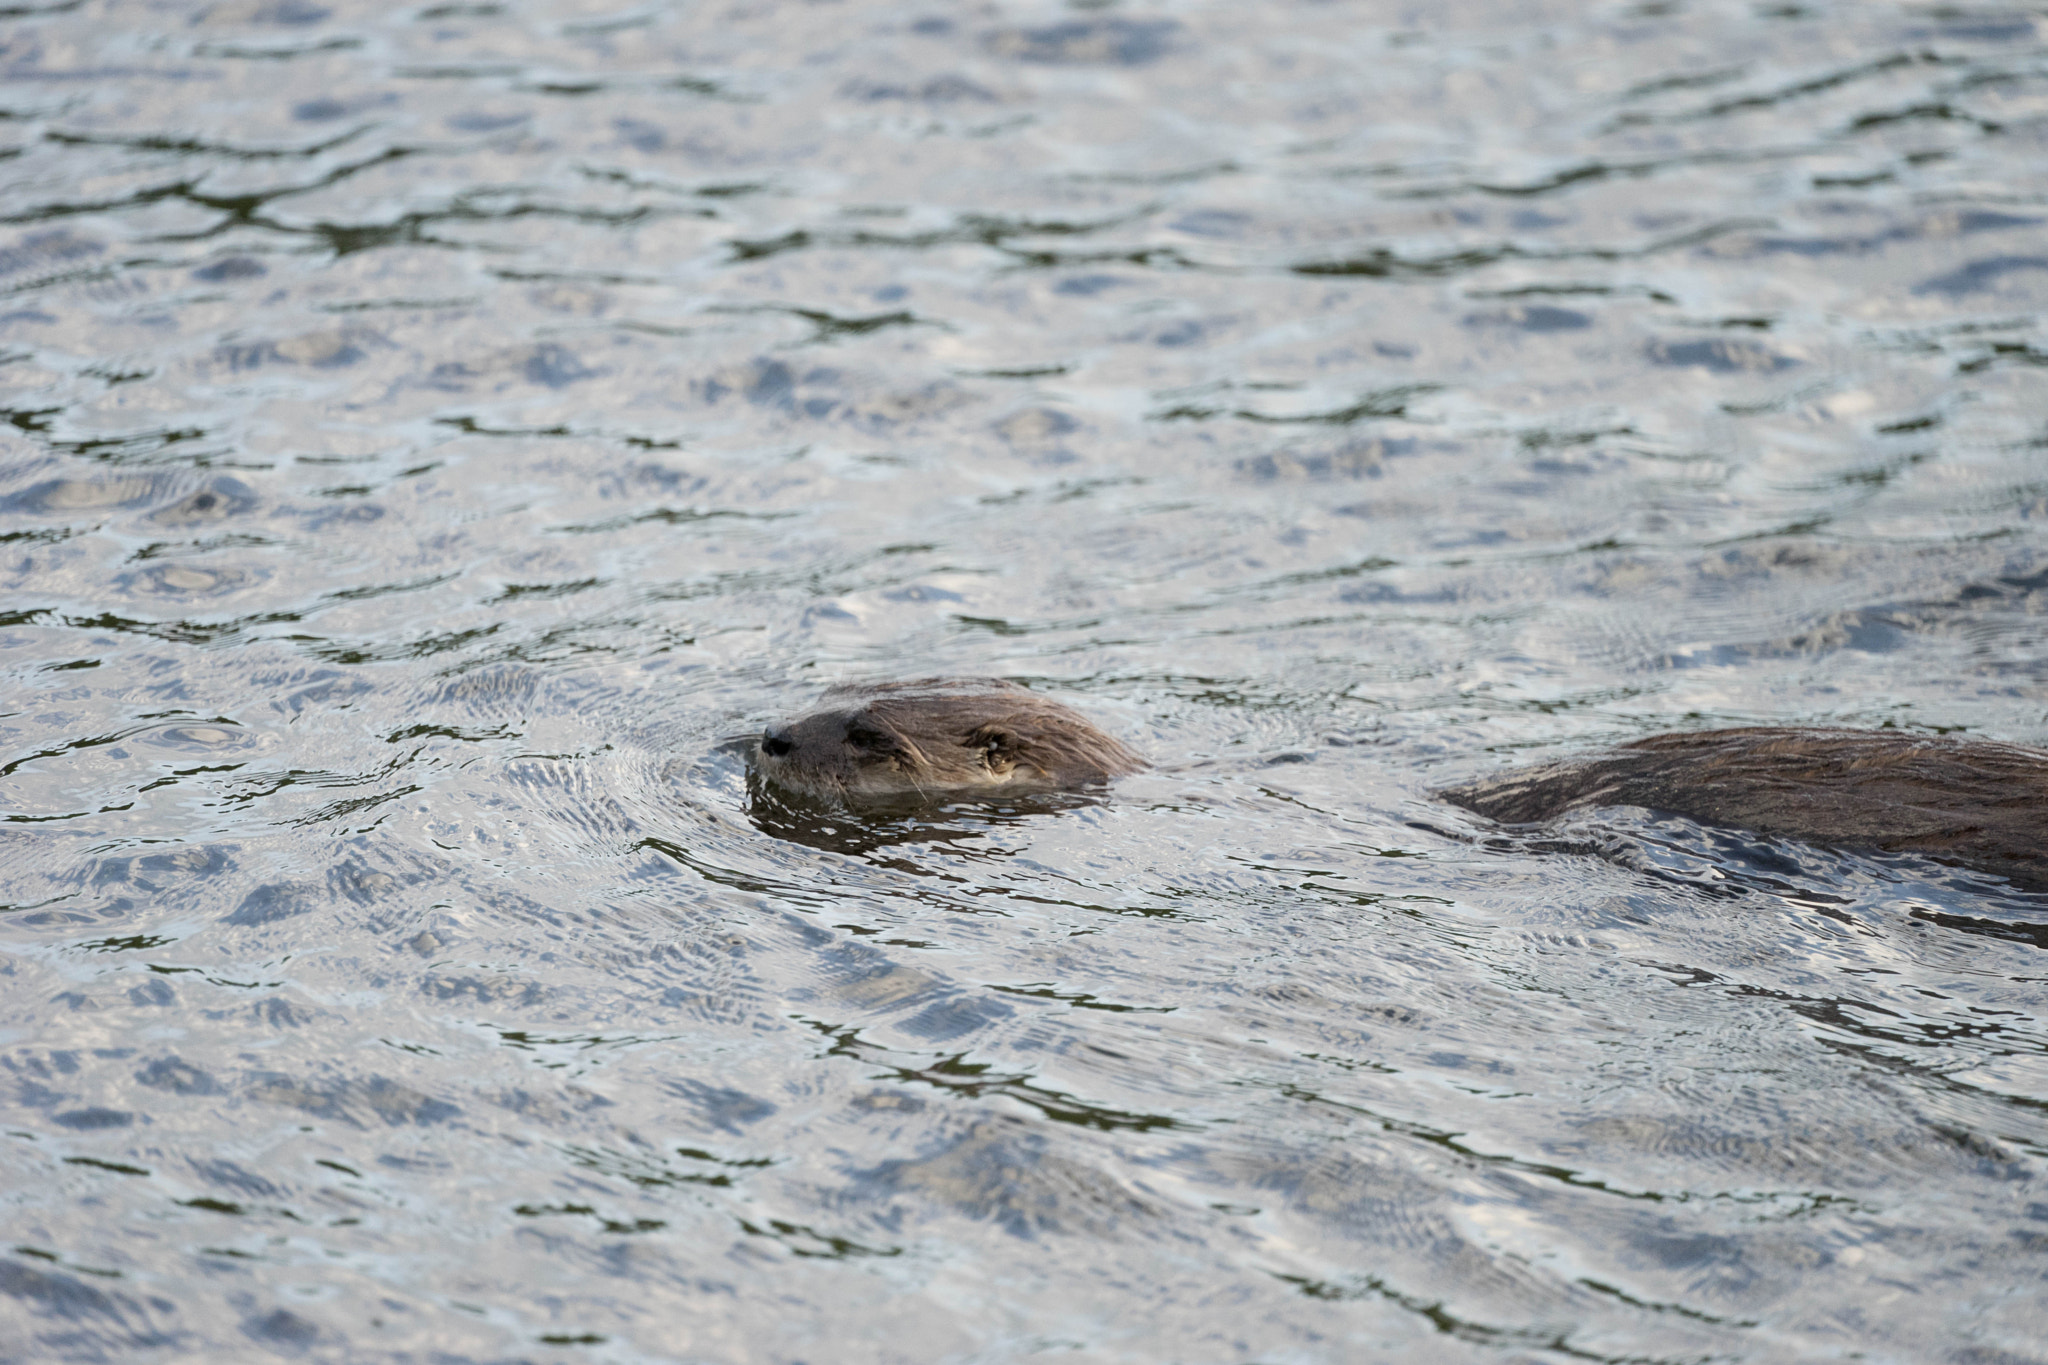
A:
[
  {"left": 845, "top": 724, "right": 897, "bottom": 754},
  {"left": 969, "top": 726, "right": 1019, "bottom": 773}
]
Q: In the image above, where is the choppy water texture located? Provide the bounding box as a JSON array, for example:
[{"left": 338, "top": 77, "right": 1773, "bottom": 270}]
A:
[{"left": 2, "top": 0, "right": 2046, "bottom": 1360}]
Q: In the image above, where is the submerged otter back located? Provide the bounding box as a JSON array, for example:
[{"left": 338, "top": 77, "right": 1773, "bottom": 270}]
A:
[{"left": 1440, "top": 728, "right": 2048, "bottom": 890}]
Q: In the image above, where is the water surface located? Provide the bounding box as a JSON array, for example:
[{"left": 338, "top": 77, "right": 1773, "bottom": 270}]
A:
[{"left": 2, "top": 1, "right": 2046, "bottom": 1361}]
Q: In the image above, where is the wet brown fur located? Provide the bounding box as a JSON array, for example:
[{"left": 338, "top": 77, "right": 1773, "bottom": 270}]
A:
[
  {"left": 1439, "top": 727, "right": 2048, "bottom": 890},
  {"left": 751, "top": 677, "right": 1146, "bottom": 804}
]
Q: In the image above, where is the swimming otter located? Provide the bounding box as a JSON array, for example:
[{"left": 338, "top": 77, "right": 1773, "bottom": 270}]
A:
[
  {"left": 750, "top": 677, "right": 1145, "bottom": 804},
  {"left": 1439, "top": 727, "right": 2048, "bottom": 890}
]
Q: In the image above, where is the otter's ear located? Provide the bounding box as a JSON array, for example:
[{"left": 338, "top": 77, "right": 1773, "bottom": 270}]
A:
[{"left": 968, "top": 725, "right": 1021, "bottom": 776}]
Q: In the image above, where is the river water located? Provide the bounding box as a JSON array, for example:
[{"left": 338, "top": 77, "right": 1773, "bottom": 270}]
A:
[{"left": 3, "top": 1, "right": 2046, "bottom": 1361}]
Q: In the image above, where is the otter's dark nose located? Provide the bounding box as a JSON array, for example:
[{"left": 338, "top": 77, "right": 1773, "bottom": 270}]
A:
[{"left": 760, "top": 727, "right": 794, "bottom": 758}]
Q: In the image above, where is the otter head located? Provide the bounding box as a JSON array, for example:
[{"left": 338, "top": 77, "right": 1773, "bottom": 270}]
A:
[{"left": 751, "top": 677, "right": 1144, "bottom": 805}]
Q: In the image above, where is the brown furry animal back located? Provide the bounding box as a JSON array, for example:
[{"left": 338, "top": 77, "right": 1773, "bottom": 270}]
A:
[{"left": 1439, "top": 727, "right": 2048, "bottom": 890}]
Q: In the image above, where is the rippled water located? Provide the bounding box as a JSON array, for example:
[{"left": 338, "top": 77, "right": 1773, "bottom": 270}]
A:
[{"left": 3, "top": 1, "right": 2047, "bottom": 1360}]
